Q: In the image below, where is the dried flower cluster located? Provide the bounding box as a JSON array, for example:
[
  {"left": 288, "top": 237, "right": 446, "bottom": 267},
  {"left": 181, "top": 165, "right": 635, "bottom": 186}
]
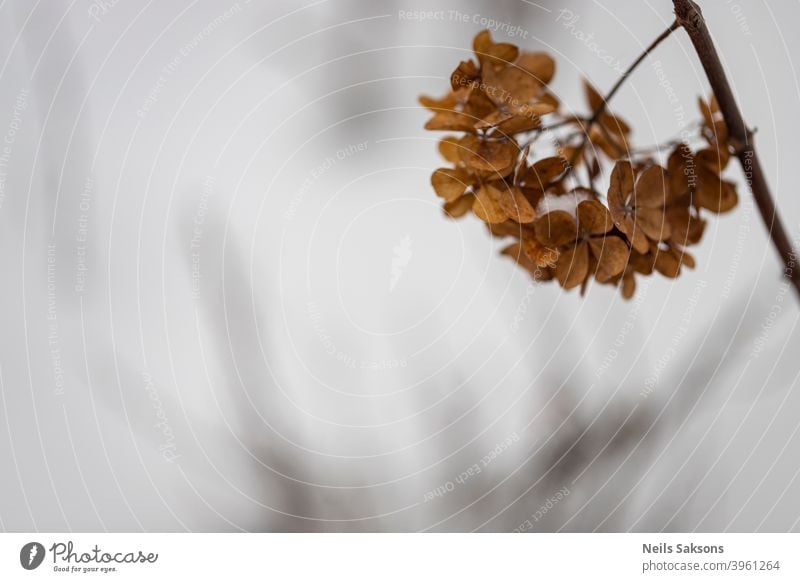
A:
[{"left": 420, "top": 30, "right": 739, "bottom": 298}]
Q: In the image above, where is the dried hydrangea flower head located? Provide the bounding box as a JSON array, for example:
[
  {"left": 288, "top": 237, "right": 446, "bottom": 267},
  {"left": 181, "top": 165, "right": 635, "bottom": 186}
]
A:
[{"left": 420, "top": 30, "right": 739, "bottom": 299}]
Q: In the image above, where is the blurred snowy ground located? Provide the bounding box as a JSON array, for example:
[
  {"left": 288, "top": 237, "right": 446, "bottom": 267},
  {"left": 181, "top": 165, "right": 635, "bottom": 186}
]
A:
[{"left": 0, "top": 0, "right": 798, "bottom": 531}]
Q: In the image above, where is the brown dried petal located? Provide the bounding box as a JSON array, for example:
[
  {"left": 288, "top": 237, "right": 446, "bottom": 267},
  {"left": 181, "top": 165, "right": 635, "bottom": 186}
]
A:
[
  {"left": 431, "top": 168, "right": 472, "bottom": 202},
  {"left": 522, "top": 236, "right": 559, "bottom": 267},
  {"left": 599, "top": 111, "right": 631, "bottom": 138},
  {"left": 696, "top": 147, "right": 729, "bottom": 173},
  {"left": 451, "top": 60, "right": 480, "bottom": 91},
  {"left": 482, "top": 63, "right": 545, "bottom": 106},
  {"left": 524, "top": 156, "right": 566, "bottom": 188},
  {"left": 634, "top": 165, "right": 668, "bottom": 208},
  {"left": 608, "top": 161, "right": 634, "bottom": 211},
  {"left": 666, "top": 206, "right": 706, "bottom": 246},
  {"left": 635, "top": 207, "right": 671, "bottom": 241},
  {"left": 667, "top": 144, "right": 695, "bottom": 201},
  {"left": 621, "top": 273, "right": 636, "bottom": 299},
  {"left": 584, "top": 80, "right": 604, "bottom": 113},
  {"left": 534, "top": 210, "right": 578, "bottom": 246},
  {"left": 556, "top": 242, "right": 589, "bottom": 289},
  {"left": 438, "top": 137, "right": 461, "bottom": 163},
  {"left": 425, "top": 111, "right": 476, "bottom": 132},
  {"left": 459, "top": 135, "right": 518, "bottom": 175},
  {"left": 443, "top": 193, "right": 475, "bottom": 218},
  {"left": 487, "top": 220, "right": 525, "bottom": 238},
  {"left": 516, "top": 52, "right": 555, "bottom": 85},
  {"left": 654, "top": 247, "right": 681, "bottom": 278},
  {"left": 474, "top": 110, "right": 515, "bottom": 131},
  {"left": 419, "top": 92, "right": 459, "bottom": 112},
  {"left": 576, "top": 199, "right": 613, "bottom": 235},
  {"left": 588, "top": 236, "right": 629, "bottom": 281},
  {"left": 694, "top": 166, "right": 738, "bottom": 213},
  {"left": 497, "top": 184, "right": 536, "bottom": 223},
  {"left": 473, "top": 30, "right": 519, "bottom": 68},
  {"left": 501, "top": 242, "right": 538, "bottom": 273},
  {"left": 487, "top": 113, "right": 543, "bottom": 136},
  {"left": 473, "top": 183, "right": 508, "bottom": 223}
]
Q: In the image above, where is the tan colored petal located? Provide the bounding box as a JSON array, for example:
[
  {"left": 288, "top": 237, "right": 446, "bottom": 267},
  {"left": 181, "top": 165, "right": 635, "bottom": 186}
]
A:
[
  {"left": 458, "top": 135, "right": 518, "bottom": 175},
  {"left": 482, "top": 62, "right": 545, "bottom": 105},
  {"left": 667, "top": 144, "right": 695, "bottom": 201},
  {"left": 522, "top": 236, "right": 559, "bottom": 267},
  {"left": 588, "top": 236, "right": 629, "bottom": 281},
  {"left": 698, "top": 96, "right": 714, "bottom": 129},
  {"left": 450, "top": 60, "right": 480, "bottom": 91},
  {"left": 635, "top": 207, "right": 671, "bottom": 241},
  {"left": 516, "top": 52, "right": 555, "bottom": 85},
  {"left": 608, "top": 161, "right": 634, "bottom": 207},
  {"left": 622, "top": 217, "right": 650, "bottom": 254},
  {"left": 634, "top": 165, "right": 668, "bottom": 208},
  {"left": 621, "top": 273, "right": 636, "bottom": 299},
  {"left": 577, "top": 199, "right": 613, "bottom": 235},
  {"left": 696, "top": 147, "right": 729, "bottom": 174},
  {"left": 534, "top": 210, "right": 578, "bottom": 246},
  {"left": 487, "top": 220, "right": 524, "bottom": 238},
  {"left": 524, "top": 156, "right": 566, "bottom": 188},
  {"left": 694, "top": 166, "right": 738, "bottom": 213},
  {"left": 431, "top": 168, "right": 472, "bottom": 202},
  {"left": 443, "top": 193, "right": 475, "bottom": 218},
  {"left": 556, "top": 242, "right": 589, "bottom": 289},
  {"left": 584, "top": 80, "right": 604, "bottom": 113},
  {"left": 501, "top": 242, "right": 538, "bottom": 273},
  {"left": 473, "top": 183, "right": 509, "bottom": 223},
  {"left": 508, "top": 101, "right": 557, "bottom": 120},
  {"left": 425, "top": 111, "right": 476, "bottom": 132},
  {"left": 654, "top": 248, "right": 681, "bottom": 278},
  {"left": 473, "top": 110, "right": 515, "bottom": 130},
  {"left": 599, "top": 112, "right": 631, "bottom": 138},
  {"left": 419, "top": 92, "right": 459, "bottom": 112},
  {"left": 462, "top": 88, "right": 496, "bottom": 121},
  {"left": 497, "top": 185, "right": 536, "bottom": 223},
  {"left": 473, "top": 30, "right": 519, "bottom": 68},
  {"left": 438, "top": 137, "right": 461, "bottom": 163},
  {"left": 494, "top": 114, "right": 543, "bottom": 136},
  {"left": 667, "top": 206, "right": 706, "bottom": 246}
]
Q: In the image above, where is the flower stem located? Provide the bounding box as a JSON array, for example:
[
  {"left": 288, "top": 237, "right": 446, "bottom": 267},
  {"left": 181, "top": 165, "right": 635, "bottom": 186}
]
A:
[
  {"left": 570, "top": 20, "right": 680, "bottom": 170},
  {"left": 590, "top": 20, "right": 680, "bottom": 126},
  {"left": 673, "top": 0, "right": 800, "bottom": 297}
]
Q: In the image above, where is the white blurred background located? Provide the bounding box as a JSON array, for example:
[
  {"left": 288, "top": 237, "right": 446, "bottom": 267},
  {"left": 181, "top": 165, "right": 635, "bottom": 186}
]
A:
[{"left": 0, "top": 0, "right": 799, "bottom": 532}]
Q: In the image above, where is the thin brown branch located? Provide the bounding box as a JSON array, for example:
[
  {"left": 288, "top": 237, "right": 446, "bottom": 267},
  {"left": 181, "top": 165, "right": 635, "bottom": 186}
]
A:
[
  {"left": 673, "top": 0, "right": 800, "bottom": 297},
  {"left": 568, "top": 20, "right": 680, "bottom": 172}
]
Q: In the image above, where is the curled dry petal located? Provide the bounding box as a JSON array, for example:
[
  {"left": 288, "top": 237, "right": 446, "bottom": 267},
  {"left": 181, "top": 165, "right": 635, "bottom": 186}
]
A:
[
  {"left": 451, "top": 60, "right": 480, "bottom": 91},
  {"left": 516, "top": 52, "right": 555, "bottom": 85},
  {"left": 473, "top": 30, "right": 519, "bottom": 68}
]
